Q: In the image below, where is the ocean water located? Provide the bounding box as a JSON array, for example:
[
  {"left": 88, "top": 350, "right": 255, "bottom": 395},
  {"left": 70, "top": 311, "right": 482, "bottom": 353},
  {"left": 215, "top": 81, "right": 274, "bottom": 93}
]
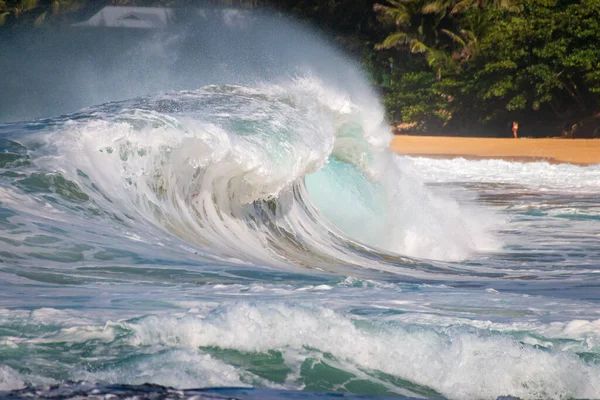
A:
[
  {"left": 1, "top": 12, "right": 600, "bottom": 396},
  {"left": 0, "top": 76, "right": 599, "bottom": 400}
]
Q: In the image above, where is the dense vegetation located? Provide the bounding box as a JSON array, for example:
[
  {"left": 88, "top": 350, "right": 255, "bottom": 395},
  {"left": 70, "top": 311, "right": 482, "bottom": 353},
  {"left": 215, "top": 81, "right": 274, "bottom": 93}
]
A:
[
  {"left": 373, "top": 0, "right": 600, "bottom": 136},
  {"left": 2, "top": 0, "right": 599, "bottom": 136}
]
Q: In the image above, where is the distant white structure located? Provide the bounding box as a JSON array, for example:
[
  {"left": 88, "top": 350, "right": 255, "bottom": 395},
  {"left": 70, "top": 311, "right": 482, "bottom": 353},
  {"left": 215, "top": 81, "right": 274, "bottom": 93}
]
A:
[
  {"left": 73, "top": 6, "right": 174, "bottom": 29},
  {"left": 73, "top": 6, "right": 248, "bottom": 30}
]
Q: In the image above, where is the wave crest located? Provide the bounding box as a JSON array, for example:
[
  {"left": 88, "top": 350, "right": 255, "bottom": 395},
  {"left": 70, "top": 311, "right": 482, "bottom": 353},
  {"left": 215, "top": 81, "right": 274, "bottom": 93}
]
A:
[{"left": 37, "top": 78, "right": 499, "bottom": 272}]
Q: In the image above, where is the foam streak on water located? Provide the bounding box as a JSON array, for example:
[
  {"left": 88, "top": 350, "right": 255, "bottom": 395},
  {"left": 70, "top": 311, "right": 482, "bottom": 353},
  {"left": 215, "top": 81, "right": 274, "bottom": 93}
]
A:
[{"left": 0, "top": 79, "right": 599, "bottom": 400}]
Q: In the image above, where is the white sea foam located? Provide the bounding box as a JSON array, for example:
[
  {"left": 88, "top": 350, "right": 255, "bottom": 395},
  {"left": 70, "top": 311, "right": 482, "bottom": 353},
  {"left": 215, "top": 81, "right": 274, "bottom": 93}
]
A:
[
  {"left": 16, "top": 78, "right": 502, "bottom": 273},
  {"left": 0, "top": 366, "right": 25, "bottom": 391},
  {"left": 2, "top": 288, "right": 599, "bottom": 398},
  {"left": 76, "top": 350, "right": 247, "bottom": 390},
  {"left": 400, "top": 156, "right": 600, "bottom": 192},
  {"left": 1, "top": 11, "right": 599, "bottom": 400},
  {"left": 125, "top": 303, "right": 600, "bottom": 400},
  {"left": 0, "top": 365, "right": 56, "bottom": 391}
]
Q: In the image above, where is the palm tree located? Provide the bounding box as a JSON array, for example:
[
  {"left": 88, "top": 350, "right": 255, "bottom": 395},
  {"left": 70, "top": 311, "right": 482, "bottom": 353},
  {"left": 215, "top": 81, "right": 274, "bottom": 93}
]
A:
[
  {"left": 421, "top": 0, "right": 521, "bottom": 15},
  {"left": 440, "top": 27, "right": 477, "bottom": 60},
  {"left": 374, "top": 0, "right": 443, "bottom": 52},
  {"left": 0, "top": 0, "right": 41, "bottom": 25},
  {"left": 0, "top": 0, "right": 86, "bottom": 26},
  {"left": 374, "top": 0, "right": 516, "bottom": 77},
  {"left": 374, "top": 0, "right": 457, "bottom": 78}
]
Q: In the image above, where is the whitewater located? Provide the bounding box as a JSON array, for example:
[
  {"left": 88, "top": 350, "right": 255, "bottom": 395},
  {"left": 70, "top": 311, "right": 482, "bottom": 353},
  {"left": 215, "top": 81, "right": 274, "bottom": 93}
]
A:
[{"left": 1, "top": 10, "right": 600, "bottom": 400}]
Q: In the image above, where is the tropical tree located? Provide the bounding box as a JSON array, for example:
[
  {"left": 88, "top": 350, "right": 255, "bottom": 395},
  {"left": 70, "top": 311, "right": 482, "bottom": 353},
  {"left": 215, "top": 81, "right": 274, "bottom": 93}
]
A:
[
  {"left": 0, "top": 0, "right": 86, "bottom": 26},
  {"left": 421, "top": 0, "right": 521, "bottom": 15},
  {"left": 374, "top": 0, "right": 461, "bottom": 78}
]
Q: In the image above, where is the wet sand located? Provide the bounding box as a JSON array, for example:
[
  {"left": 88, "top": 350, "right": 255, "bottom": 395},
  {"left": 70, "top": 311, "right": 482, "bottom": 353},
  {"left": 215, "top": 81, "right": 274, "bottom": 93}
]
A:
[{"left": 391, "top": 135, "right": 600, "bottom": 165}]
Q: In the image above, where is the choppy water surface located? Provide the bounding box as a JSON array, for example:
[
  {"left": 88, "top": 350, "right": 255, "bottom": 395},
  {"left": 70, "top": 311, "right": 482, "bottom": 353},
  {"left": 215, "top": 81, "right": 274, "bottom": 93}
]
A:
[{"left": 0, "top": 79, "right": 599, "bottom": 400}]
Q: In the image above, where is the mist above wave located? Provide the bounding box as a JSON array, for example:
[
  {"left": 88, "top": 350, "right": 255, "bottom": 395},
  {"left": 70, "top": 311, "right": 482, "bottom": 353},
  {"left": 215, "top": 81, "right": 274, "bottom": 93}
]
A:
[
  {"left": 0, "top": 10, "right": 500, "bottom": 275},
  {"left": 9, "top": 77, "right": 496, "bottom": 270}
]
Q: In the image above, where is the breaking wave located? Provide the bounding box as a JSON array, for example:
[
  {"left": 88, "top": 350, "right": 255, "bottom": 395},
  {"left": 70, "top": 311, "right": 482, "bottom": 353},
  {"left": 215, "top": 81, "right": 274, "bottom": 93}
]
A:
[{"left": 3, "top": 77, "right": 498, "bottom": 279}]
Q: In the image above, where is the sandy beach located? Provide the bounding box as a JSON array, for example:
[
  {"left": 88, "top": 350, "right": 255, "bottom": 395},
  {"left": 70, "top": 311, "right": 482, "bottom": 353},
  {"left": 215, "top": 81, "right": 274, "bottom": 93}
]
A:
[{"left": 391, "top": 135, "right": 600, "bottom": 165}]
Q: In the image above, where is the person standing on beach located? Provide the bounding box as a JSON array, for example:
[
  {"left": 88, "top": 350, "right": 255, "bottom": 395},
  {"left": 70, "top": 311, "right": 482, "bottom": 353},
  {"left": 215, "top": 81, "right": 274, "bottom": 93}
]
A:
[{"left": 512, "top": 121, "right": 519, "bottom": 138}]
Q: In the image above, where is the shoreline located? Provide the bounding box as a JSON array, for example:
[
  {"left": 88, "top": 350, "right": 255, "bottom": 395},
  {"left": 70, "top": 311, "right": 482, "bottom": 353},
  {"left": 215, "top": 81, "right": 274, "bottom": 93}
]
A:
[{"left": 390, "top": 135, "right": 600, "bottom": 166}]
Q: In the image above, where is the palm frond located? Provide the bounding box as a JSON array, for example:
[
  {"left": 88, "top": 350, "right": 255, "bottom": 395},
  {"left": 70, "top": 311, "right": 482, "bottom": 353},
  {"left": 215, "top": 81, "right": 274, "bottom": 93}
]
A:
[
  {"left": 459, "top": 29, "right": 477, "bottom": 41},
  {"left": 19, "top": 0, "right": 39, "bottom": 12},
  {"left": 440, "top": 28, "right": 466, "bottom": 47},
  {"left": 501, "top": 0, "right": 523, "bottom": 13},
  {"left": 422, "top": 0, "right": 448, "bottom": 14},
  {"left": 450, "top": 0, "right": 472, "bottom": 13},
  {"left": 376, "top": 31, "right": 413, "bottom": 49},
  {"left": 33, "top": 9, "right": 45, "bottom": 25},
  {"left": 411, "top": 40, "right": 429, "bottom": 53}
]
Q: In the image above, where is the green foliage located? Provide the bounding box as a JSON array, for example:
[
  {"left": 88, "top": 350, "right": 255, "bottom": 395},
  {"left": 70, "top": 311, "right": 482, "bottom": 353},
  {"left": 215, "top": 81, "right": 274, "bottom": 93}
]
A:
[
  {"left": 373, "top": 0, "right": 600, "bottom": 133},
  {"left": 1, "top": 0, "right": 598, "bottom": 135},
  {"left": 384, "top": 70, "right": 455, "bottom": 131},
  {"left": 0, "top": 0, "right": 85, "bottom": 26},
  {"left": 473, "top": 0, "right": 600, "bottom": 119}
]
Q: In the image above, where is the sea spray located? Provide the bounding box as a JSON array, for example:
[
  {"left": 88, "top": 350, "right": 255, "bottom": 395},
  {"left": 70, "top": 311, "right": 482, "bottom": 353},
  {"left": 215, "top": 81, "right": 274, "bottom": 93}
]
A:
[
  {"left": 20, "top": 78, "right": 501, "bottom": 273},
  {"left": 1, "top": 9, "right": 598, "bottom": 400}
]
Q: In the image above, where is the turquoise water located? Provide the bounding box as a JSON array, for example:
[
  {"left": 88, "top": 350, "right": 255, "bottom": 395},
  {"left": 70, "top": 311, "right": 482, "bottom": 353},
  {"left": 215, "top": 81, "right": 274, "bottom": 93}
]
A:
[{"left": 0, "top": 82, "right": 599, "bottom": 400}]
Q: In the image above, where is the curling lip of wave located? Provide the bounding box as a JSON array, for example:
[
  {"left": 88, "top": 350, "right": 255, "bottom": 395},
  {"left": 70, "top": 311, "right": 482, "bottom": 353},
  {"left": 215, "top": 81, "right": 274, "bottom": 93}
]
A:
[{"left": 22, "top": 79, "right": 499, "bottom": 273}]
